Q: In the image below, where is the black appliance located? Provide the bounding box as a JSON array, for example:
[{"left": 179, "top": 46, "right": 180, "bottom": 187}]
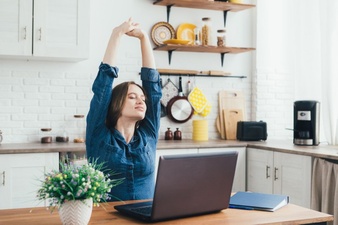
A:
[
  {"left": 293, "top": 100, "right": 320, "bottom": 146},
  {"left": 236, "top": 121, "right": 267, "bottom": 141}
]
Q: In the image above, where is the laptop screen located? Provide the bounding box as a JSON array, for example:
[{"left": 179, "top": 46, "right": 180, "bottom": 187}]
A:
[{"left": 151, "top": 151, "right": 238, "bottom": 221}]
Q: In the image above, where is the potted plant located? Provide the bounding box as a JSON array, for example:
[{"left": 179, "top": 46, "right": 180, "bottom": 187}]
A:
[{"left": 37, "top": 159, "right": 123, "bottom": 225}]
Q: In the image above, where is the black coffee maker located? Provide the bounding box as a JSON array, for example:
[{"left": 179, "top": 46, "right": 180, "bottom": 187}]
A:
[{"left": 293, "top": 100, "right": 320, "bottom": 146}]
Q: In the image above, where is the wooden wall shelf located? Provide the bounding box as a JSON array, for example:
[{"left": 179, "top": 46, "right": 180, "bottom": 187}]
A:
[
  {"left": 153, "top": 0, "right": 255, "bottom": 12},
  {"left": 153, "top": 0, "right": 255, "bottom": 25},
  {"left": 160, "top": 73, "right": 246, "bottom": 78},
  {"left": 154, "top": 44, "right": 255, "bottom": 66},
  {"left": 157, "top": 69, "right": 246, "bottom": 78}
]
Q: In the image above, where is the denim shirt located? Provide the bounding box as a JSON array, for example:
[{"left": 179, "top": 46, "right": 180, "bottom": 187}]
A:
[{"left": 86, "top": 63, "right": 162, "bottom": 201}]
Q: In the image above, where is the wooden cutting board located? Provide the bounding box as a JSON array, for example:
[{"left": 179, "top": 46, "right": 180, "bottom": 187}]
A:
[
  {"left": 223, "top": 109, "right": 243, "bottom": 140},
  {"left": 218, "top": 90, "right": 246, "bottom": 139}
]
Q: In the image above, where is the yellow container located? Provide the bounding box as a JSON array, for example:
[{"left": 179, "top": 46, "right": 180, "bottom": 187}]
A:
[{"left": 192, "top": 120, "right": 208, "bottom": 141}]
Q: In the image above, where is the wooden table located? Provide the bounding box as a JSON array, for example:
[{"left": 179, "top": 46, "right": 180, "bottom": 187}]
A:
[{"left": 0, "top": 201, "right": 333, "bottom": 225}]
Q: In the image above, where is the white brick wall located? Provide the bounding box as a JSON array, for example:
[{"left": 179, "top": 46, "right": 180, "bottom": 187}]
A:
[{"left": 0, "top": 0, "right": 259, "bottom": 144}]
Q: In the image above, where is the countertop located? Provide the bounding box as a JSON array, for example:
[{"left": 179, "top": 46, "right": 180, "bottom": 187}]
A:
[
  {"left": 0, "top": 200, "right": 333, "bottom": 225},
  {"left": 1, "top": 139, "right": 338, "bottom": 160}
]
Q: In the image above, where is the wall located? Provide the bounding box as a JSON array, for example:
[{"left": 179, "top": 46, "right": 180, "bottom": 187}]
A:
[{"left": 0, "top": 0, "right": 255, "bottom": 143}]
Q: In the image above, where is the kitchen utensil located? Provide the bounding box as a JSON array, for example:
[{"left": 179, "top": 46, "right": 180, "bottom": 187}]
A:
[
  {"left": 218, "top": 90, "right": 246, "bottom": 139},
  {"left": 166, "top": 76, "right": 194, "bottom": 123},
  {"left": 223, "top": 109, "right": 243, "bottom": 140},
  {"left": 151, "top": 21, "right": 176, "bottom": 46},
  {"left": 160, "top": 78, "right": 178, "bottom": 107},
  {"left": 199, "top": 101, "right": 212, "bottom": 117},
  {"left": 216, "top": 114, "right": 221, "bottom": 134},
  {"left": 188, "top": 87, "right": 208, "bottom": 113}
]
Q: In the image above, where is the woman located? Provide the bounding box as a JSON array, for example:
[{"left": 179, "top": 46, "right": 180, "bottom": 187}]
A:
[{"left": 86, "top": 18, "right": 162, "bottom": 201}]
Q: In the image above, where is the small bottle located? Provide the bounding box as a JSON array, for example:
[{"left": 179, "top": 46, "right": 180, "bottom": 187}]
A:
[
  {"left": 165, "top": 128, "right": 173, "bottom": 140},
  {"left": 217, "top": 29, "right": 226, "bottom": 47},
  {"left": 201, "top": 17, "right": 212, "bottom": 46},
  {"left": 0, "top": 130, "right": 3, "bottom": 144},
  {"left": 194, "top": 27, "right": 201, "bottom": 45},
  {"left": 174, "top": 128, "right": 182, "bottom": 140}
]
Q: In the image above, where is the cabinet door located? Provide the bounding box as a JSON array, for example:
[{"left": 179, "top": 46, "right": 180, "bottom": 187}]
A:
[
  {"left": 33, "top": 0, "right": 89, "bottom": 60},
  {"left": 198, "top": 147, "right": 246, "bottom": 192},
  {"left": 247, "top": 148, "right": 312, "bottom": 208},
  {"left": 0, "top": 153, "right": 59, "bottom": 209},
  {"left": 273, "top": 152, "right": 312, "bottom": 208},
  {"left": 246, "top": 148, "right": 274, "bottom": 194},
  {"left": 0, "top": 0, "right": 32, "bottom": 56}
]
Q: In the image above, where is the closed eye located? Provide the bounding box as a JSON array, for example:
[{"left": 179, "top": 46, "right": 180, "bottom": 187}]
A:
[{"left": 128, "top": 93, "right": 145, "bottom": 102}]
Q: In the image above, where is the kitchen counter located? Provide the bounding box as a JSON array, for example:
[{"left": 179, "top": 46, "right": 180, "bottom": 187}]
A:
[
  {"left": 1, "top": 139, "right": 338, "bottom": 160},
  {"left": 0, "top": 200, "right": 333, "bottom": 225},
  {"left": 0, "top": 139, "right": 247, "bottom": 154}
]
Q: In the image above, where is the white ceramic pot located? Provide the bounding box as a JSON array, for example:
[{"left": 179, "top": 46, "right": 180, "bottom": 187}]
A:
[{"left": 58, "top": 198, "right": 93, "bottom": 225}]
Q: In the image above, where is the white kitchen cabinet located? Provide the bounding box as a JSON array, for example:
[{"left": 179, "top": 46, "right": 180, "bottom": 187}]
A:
[
  {"left": 0, "top": 0, "right": 89, "bottom": 61},
  {"left": 246, "top": 148, "right": 312, "bottom": 208},
  {"left": 0, "top": 152, "right": 59, "bottom": 209},
  {"left": 198, "top": 147, "right": 246, "bottom": 192}
]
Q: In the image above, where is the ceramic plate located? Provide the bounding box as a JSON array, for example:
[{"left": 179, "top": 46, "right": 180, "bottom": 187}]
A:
[
  {"left": 151, "top": 22, "right": 176, "bottom": 46},
  {"left": 163, "top": 39, "right": 191, "bottom": 45},
  {"left": 176, "top": 23, "right": 196, "bottom": 42}
]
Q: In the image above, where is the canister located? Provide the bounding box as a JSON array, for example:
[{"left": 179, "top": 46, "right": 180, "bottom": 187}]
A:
[
  {"left": 217, "top": 29, "right": 226, "bottom": 47},
  {"left": 192, "top": 120, "right": 208, "bottom": 141},
  {"left": 201, "top": 17, "right": 212, "bottom": 46}
]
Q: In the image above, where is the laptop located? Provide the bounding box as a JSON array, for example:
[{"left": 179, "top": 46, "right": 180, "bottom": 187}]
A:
[{"left": 114, "top": 151, "right": 238, "bottom": 222}]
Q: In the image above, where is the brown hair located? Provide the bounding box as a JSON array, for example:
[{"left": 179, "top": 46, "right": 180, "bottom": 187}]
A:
[{"left": 106, "top": 81, "right": 146, "bottom": 130}]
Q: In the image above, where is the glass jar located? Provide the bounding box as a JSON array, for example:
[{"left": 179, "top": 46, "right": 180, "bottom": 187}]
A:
[
  {"left": 40, "top": 128, "right": 52, "bottom": 144},
  {"left": 201, "top": 17, "right": 212, "bottom": 46},
  {"left": 217, "top": 29, "right": 226, "bottom": 47},
  {"left": 56, "top": 129, "right": 69, "bottom": 143},
  {"left": 74, "top": 115, "right": 85, "bottom": 143},
  {"left": 194, "top": 27, "right": 201, "bottom": 45}
]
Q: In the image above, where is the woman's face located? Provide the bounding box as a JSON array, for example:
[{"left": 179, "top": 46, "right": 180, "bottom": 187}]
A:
[{"left": 120, "top": 84, "right": 147, "bottom": 121}]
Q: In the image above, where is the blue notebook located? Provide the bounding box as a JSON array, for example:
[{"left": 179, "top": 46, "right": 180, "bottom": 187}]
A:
[{"left": 229, "top": 191, "right": 289, "bottom": 212}]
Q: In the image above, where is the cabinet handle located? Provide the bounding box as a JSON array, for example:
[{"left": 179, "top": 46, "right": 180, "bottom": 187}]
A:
[
  {"left": 274, "top": 167, "right": 279, "bottom": 180},
  {"left": 23, "top": 26, "right": 27, "bottom": 40},
  {"left": 38, "top": 28, "right": 42, "bottom": 41},
  {"left": 1, "top": 171, "right": 5, "bottom": 186},
  {"left": 266, "top": 165, "right": 270, "bottom": 178}
]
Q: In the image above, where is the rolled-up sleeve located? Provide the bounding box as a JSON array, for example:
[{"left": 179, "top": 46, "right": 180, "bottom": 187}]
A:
[{"left": 140, "top": 67, "right": 162, "bottom": 139}]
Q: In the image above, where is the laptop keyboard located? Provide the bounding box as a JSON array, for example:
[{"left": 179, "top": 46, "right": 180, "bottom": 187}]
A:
[{"left": 131, "top": 206, "right": 152, "bottom": 216}]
